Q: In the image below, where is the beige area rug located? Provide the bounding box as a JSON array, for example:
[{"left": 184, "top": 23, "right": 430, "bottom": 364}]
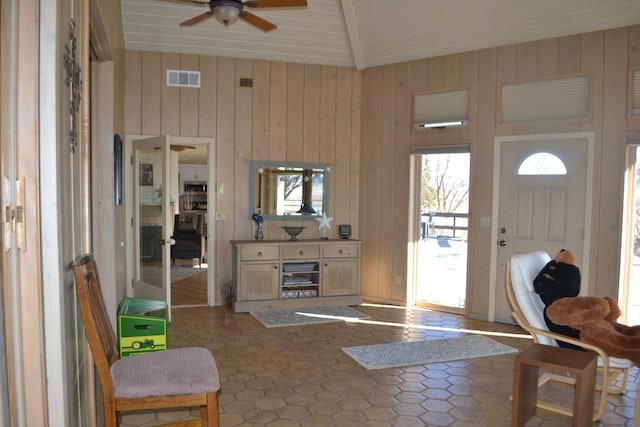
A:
[
  {"left": 171, "top": 264, "right": 207, "bottom": 282},
  {"left": 251, "top": 306, "right": 370, "bottom": 328},
  {"left": 343, "top": 335, "right": 518, "bottom": 370}
]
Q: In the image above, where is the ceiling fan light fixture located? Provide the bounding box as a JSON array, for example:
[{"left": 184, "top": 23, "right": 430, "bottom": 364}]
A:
[{"left": 213, "top": 1, "right": 242, "bottom": 27}]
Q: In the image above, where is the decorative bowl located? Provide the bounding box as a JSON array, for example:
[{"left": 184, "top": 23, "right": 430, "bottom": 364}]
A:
[{"left": 282, "top": 226, "right": 306, "bottom": 241}]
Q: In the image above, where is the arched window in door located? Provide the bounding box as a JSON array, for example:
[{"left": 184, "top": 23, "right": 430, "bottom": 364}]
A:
[{"left": 517, "top": 152, "right": 567, "bottom": 175}]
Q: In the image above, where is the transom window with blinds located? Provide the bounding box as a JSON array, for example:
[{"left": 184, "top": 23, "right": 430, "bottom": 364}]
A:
[
  {"left": 631, "top": 69, "right": 640, "bottom": 116},
  {"left": 500, "top": 75, "right": 590, "bottom": 124},
  {"left": 413, "top": 90, "right": 468, "bottom": 129}
]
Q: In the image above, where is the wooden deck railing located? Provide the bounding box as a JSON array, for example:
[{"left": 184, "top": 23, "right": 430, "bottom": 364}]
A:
[{"left": 421, "top": 211, "right": 468, "bottom": 239}]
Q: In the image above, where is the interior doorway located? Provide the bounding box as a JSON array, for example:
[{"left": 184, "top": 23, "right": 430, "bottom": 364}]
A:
[
  {"left": 413, "top": 149, "right": 470, "bottom": 314},
  {"left": 172, "top": 150, "right": 210, "bottom": 307},
  {"left": 125, "top": 135, "right": 214, "bottom": 312}
]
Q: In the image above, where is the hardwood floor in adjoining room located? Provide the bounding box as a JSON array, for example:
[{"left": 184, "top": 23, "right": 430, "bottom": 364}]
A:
[
  {"left": 171, "top": 270, "right": 207, "bottom": 306},
  {"left": 119, "top": 304, "right": 639, "bottom": 427}
]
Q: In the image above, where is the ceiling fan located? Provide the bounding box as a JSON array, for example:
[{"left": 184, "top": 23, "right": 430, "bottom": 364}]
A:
[{"left": 162, "top": 0, "right": 308, "bottom": 31}]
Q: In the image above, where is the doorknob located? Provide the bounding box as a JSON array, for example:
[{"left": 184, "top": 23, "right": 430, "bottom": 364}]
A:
[{"left": 498, "top": 240, "right": 507, "bottom": 247}]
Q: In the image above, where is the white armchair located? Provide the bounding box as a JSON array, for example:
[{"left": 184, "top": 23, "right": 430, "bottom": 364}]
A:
[{"left": 506, "top": 250, "right": 634, "bottom": 421}]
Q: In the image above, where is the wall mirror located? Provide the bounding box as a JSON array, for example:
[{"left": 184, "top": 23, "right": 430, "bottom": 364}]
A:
[{"left": 248, "top": 160, "right": 330, "bottom": 220}]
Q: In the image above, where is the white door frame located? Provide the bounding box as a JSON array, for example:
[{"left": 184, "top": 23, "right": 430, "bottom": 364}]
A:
[
  {"left": 488, "top": 131, "right": 595, "bottom": 322},
  {"left": 619, "top": 135, "right": 640, "bottom": 324},
  {"left": 124, "top": 134, "right": 216, "bottom": 307}
]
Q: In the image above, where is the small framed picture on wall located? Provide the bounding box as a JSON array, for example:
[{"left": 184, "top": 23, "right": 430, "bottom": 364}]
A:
[{"left": 139, "top": 164, "right": 153, "bottom": 186}]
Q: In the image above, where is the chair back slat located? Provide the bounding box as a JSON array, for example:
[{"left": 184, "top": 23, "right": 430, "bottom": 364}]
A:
[{"left": 72, "top": 255, "right": 119, "bottom": 391}]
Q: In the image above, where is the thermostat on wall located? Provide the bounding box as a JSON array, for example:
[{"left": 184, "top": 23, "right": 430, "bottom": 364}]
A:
[{"left": 339, "top": 225, "right": 351, "bottom": 239}]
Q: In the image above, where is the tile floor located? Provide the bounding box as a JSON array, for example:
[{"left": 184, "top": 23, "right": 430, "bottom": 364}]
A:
[{"left": 120, "top": 304, "right": 638, "bottom": 426}]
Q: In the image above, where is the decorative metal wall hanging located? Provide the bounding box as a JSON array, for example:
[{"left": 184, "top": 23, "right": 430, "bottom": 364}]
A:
[{"left": 63, "top": 18, "right": 83, "bottom": 154}]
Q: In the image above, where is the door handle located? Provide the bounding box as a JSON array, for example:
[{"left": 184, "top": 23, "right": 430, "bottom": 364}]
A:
[
  {"left": 158, "top": 239, "right": 167, "bottom": 245},
  {"left": 498, "top": 240, "right": 507, "bottom": 247}
]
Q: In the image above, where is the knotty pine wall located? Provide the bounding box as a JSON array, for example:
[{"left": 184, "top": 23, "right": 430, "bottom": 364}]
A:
[
  {"left": 361, "top": 25, "right": 640, "bottom": 320},
  {"left": 124, "top": 25, "right": 640, "bottom": 319},
  {"left": 124, "top": 53, "right": 362, "bottom": 303}
]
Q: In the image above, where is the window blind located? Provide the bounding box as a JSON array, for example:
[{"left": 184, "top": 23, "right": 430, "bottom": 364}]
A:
[
  {"left": 414, "top": 90, "right": 468, "bottom": 126},
  {"left": 411, "top": 144, "right": 470, "bottom": 155},
  {"left": 632, "top": 70, "right": 640, "bottom": 115},
  {"left": 501, "top": 76, "right": 589, "bottom": 123}
]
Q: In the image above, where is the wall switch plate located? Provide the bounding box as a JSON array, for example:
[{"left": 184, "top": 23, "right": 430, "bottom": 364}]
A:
[
  {"left": 480, "top": 216, "right": 491, "bottom": 227},
  {"left": 216, "top": 182, "right": 224, "bottom": 194},
  {"left": 215, "top": 211, "right": 226, "bottom": 220}
]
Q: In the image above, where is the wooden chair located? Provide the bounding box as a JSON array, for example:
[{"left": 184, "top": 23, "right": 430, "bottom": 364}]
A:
[
  {"left": 72, "top": 254, "right": 219, "bottom": 427},
  {"left": 506, "top": 250, "right": 634, "bottom": 422}
]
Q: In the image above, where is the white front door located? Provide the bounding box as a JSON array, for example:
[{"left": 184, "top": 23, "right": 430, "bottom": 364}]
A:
[
  {"left": 132, "top": 135, "right": 173, "bottom": 312},
  {"left": 492, "top": 133, "right": 593, "bottom": 323}
]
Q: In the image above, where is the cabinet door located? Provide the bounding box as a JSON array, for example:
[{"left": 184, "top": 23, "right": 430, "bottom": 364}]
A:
[
  {"left": 321, "top": 260, "right": 359, "bottom": 296},
  {"left": 238, "top": 263, "right": 280, "bottom": 301}
]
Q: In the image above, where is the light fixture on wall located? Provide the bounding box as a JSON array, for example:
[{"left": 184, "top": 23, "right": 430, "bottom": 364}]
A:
[
  {"left": 415, "top": 120, "right": 467, "bottom": 129},
  {"left": 213, "top": 0, "right": 242, "bottom": 27}
]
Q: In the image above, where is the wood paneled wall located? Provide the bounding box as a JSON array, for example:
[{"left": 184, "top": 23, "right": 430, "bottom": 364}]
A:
[
  {"left": 124, "top": 52, "right": 362, "bottom": 303},
  {"left": 124, "top": 25, "right": 640, "bottom": 318},
  {"left": 361, "top": 26, "right": 640, "bottom": 319}
]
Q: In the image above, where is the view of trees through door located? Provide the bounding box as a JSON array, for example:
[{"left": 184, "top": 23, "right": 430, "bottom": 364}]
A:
[
  {"left": 414, "top": 152, "right": 470, "bottom": 313},
  {"left": 620, "top": 144, "right": 640, "bottom": 325}
]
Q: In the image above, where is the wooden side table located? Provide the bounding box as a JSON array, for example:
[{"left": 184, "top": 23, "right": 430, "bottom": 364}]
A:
[{"left": 512, "top": 343, "right": 597, "bottom": 427}]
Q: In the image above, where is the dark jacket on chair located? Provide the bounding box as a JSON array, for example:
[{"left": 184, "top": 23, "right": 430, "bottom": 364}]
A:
[
  {"left": 534, "top": 260, "right": 582, "bottom": 349},
  {"left": 171, "top": 213, "right": 205, "bottom": 264}
]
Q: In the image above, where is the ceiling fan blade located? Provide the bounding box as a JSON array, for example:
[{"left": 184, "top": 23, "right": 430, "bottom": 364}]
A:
[
  {"left": 157, "top": 0, "right": 210, "bottom": 6},
  {"left": 249, "top": 0, "right": 307, "bottom": 8},
  {"left": 240, "top": 11, "right": 277, "bottom": 32},
  {"left": 180, "top": 11, "right": 215, "bottom": 27},
  {"left": 156, "top": 145, "right": 197, "bottom": 152},
  {"left": 171, "top": 145, "right": 197, "bottom": 151}
]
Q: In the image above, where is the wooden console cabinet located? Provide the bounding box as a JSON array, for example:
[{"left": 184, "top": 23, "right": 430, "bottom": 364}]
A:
[{"left": 231, "top": 240, "right": 363, "bottom": 312}]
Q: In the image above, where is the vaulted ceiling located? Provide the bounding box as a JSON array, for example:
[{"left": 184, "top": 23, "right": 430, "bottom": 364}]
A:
[{"left": 122, "top": 0, "right": 640, "bottom": 71}]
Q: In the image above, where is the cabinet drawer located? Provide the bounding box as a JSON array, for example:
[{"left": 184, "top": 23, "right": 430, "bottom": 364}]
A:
[
  {"left": 323, "top": 243, "right": 359, "bottom": 258},
  {"left": 239, "top": 245, "right": 279, "bottom": 261},
  {"left": 282, "top": 244, "right": 320, "bottom": 260}
]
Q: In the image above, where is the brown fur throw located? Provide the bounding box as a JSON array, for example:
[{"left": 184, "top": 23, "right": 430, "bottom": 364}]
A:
[{"left": 547, "top": 296, "right": 640, "bottom": 366}]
